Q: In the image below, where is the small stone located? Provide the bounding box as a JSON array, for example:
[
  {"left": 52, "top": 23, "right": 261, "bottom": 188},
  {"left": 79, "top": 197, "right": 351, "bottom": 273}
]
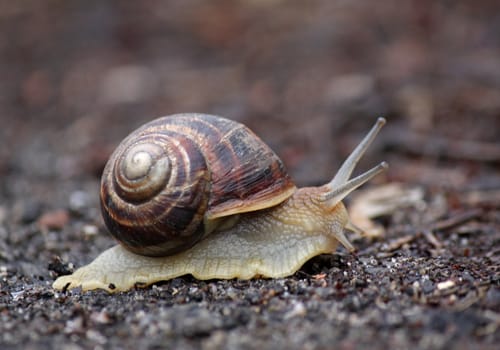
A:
[
  {"left": 437, "top": 280, "right": 455, "bottom": 290},
  {"left": 64, "top": 316, "right": 84, "bottom": 334},
  {"left": 69, "top": 190, "right": 91, "bottom": 214},
  {"left": 90, "top": 310, "right": 112, "bottom": 324},
  {"left": 181, "top": 308, "right": 221, "bottom": 337},
  {"left": 48, "top": 257, "right": 74, "bottom": 276},
  {"left": 16, "top": 201, "right": 43, "bottom": 224},
  {"left": 38, "top": 209, "right": 70, "bottom": 230},
  {"left": 82, "top": 224, "right": 98, "bottom": 236},
  {"left": 483, "top": 287, "right": 500, "bottom": 309},
  {"left": 0, "top": 265, "right": 7, "bottom": 277},
  {"left": 284, "top": 302, "right": 306, "bottom": 319},
  {"left": 421, "top": 279, "right": 435, "bottom": 294},
  {"left": 86, "top": 329, "right": 107, "bottom": 345},
  {"left": 11, "top": 290, "right": 25, "bottom": 301},
  {"left": 461, "top": 271, "right": 475, "bottom": 283}
]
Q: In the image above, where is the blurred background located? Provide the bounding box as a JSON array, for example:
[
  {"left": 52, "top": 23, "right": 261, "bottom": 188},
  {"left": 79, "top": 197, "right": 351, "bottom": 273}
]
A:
[
  {"left": 0, "top": 0, "right": 499, "bottom": 209},
  {"left": 1, "top": 3, "right": 499, "bottom": 348}
]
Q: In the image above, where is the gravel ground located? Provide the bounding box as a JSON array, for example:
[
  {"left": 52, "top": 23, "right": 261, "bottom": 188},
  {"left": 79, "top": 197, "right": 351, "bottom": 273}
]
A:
[{"left": 1, "top": 1, "right": 499, "bottom": 349}]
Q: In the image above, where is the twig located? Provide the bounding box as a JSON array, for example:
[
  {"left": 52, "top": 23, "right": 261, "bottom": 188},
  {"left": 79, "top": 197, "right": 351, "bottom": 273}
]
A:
[
  {"left": 461, "top": 189, "right": 500, "bottom": 207},
  {"left": 379, "top": 209, "right": 482, "bottom": 253},
  {"left": 430, "top": 209, "right": 483, "bottom": 231},
  {"left": 383, "top": 127, "right": 500, "bottom": 163},
  {"left": 383, "top": 234, "right": 417, "bottom": 252},
  {"left": 422, "top": 229, "right": 442, "bottom": 249}
]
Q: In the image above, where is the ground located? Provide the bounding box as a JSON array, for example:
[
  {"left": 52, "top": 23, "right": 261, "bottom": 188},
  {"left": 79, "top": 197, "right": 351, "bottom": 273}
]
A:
[{"left": 0, "top": 1, "right": 499, "bottom": 349}]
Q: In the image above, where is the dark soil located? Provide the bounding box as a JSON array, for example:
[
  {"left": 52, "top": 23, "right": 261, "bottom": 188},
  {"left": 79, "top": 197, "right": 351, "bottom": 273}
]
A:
[{"left": 1, "top": 1, "right": 499, "bottom": 349}]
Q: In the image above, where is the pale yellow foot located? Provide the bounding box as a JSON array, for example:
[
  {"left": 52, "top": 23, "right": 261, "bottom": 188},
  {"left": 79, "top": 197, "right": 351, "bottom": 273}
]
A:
[{"left": 53, "top": 228, "right": 339, "bottom": 293}]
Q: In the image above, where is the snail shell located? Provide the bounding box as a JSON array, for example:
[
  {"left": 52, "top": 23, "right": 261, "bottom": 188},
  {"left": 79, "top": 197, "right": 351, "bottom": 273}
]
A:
[{"left": 100, "top": 114, "right": 296, "bottom": 257}]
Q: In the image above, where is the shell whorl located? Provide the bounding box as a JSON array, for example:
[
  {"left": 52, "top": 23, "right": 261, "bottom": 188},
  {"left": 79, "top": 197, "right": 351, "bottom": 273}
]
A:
[
  {"left": 114, "top": 139, "right": 171, "bottom": 203},
  {"left": 101, "top": 119, "right": 212, "bottom": 257},
  {"left": 100, "top": 114, "right": 296, "bottom": 257}
]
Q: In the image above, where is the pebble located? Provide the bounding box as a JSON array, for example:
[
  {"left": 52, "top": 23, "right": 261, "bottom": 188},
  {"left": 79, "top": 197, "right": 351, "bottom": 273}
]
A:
[
  {"left": 15, "top": 201, "right": 43, "bottom": 224},
  {"left": 86, "top": 329, "right": 107, "bottom": 345},
  {"left": 64, "top": 316, "right": 84, "bottom": 334},
  {"left": 82, "top": 224, "right": 99, "bottom": 236},
  {"left": 180, "top": 308, "right": 222, "bottom": 337},
  {"left": 37, "top": 209, "right": 70, "bottom": 230},
  {"left": 283, "top": 301, "right": 307, "bottom": 319},
  {"left": 437, "top": 280, "right": 455, "bottom": 290},
  {"left": 483, "top": 287, "right": 500, "bottom": 309},
  {"left": 69, "top": 190, "right": 91, "bottom": 214},
  {"left": 421, "top": 279, "right": 435, "bottom": 294},
  {"left": 90, "top": 310, "right": 113, "bottom": 324}
]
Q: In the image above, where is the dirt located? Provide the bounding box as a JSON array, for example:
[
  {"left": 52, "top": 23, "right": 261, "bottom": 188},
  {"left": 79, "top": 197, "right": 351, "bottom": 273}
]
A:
[{"left": 0, "top": 1, "right": 499, "bottom": 349}]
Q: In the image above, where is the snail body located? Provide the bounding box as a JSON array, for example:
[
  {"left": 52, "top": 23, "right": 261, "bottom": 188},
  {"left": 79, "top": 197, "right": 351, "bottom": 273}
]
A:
[{"left": 53, "top": 114, "right": 387, "bottom": 292}]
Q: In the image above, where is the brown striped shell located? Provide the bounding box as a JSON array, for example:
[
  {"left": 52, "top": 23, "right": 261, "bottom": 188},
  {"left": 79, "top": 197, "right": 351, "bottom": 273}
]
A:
[{"left": 100, "top": 113, "right": 296, "bottom": 257}]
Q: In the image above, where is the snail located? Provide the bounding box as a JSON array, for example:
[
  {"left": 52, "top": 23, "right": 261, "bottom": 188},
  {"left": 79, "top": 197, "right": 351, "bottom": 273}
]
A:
[{"left": 53, "top": 114, "right": 387, "bottom": 292}]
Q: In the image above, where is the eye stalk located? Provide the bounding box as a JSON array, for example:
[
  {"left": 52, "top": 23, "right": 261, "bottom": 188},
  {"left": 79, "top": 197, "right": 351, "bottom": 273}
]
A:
[
  {"left": 322, "top": 117, "right": 387, "bottom": 207},
  {"left": 321, "top": 161, "right": 388, "bottom": 206}
]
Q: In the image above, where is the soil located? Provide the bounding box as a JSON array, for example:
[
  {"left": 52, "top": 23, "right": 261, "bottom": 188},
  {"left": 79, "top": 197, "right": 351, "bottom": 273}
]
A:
[{"left": 1, "top": 1, "right": 499, "bottom": 349}]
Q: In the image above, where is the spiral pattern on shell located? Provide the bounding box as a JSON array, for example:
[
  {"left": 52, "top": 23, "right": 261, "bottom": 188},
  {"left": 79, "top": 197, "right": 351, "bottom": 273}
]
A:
[{"left": 100, "top": 114, "right": 296, "bottom": 257}]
